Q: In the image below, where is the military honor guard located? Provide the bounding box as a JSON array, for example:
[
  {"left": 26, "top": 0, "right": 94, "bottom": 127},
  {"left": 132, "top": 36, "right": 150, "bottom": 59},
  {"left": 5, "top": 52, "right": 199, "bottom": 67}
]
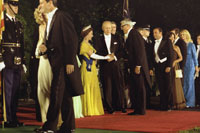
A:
[{"left": 0, "top": 0, "right": 26, "bottom": 128}]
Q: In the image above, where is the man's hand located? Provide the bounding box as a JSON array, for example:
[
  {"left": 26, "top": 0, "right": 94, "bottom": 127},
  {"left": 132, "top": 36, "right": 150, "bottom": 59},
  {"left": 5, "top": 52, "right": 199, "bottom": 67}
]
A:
[
  {"left": 0, "top": 62, "right": 5, "bottom": 71},
  {"left": 66, "top": 64, "right": 74, "bottom": 74},
  {"left": 165, "top": 67, "right": 171, "bottom": 73},
  {"left": 135, "top": 66, "right": 141, "bottom": 74},
  {"left": 107, "top": 53, "right": 115, "bottom": 62},
  {"left": 39, "top": 44, "right": 47, "bottom": 53},
  {"left": 149, "top": 70, "right": 154, "bottom": 76}
]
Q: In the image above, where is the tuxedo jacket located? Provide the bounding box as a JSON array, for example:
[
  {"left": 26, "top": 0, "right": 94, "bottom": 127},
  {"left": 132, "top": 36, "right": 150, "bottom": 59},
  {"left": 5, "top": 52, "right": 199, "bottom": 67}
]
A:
[
  {"left": 196, "top": 45, "right": 200, "bottom": 65},
  {"left": 125, "top": 28, "right": 151, "bottom": 88},
  {"left": 144, "top": 39, "right": 154, "bottom": 70},
  {"left": 46, "top": 10, "right": 83, "bottom": 96},
  {"left": 152, "top": 38, "right": 173, "bottom": 68},
  {"left": 175, "top": 38, "right": 187, "bottom": 69},
  {"left": 95, "top": 34, "right": 123, "bottom": 64}
]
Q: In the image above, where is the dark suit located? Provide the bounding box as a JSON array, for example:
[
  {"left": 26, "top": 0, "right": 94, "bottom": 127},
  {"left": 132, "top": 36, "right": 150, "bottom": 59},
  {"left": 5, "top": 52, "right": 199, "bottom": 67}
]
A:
[
  {"left": 152, "top": 38, "right": 173, "bottom": 110},
  {"left": 195, "top": 45, "right": 200, "bottom": 106},
  {"left": 125, "top": 29, "right": 151, "bottom": 114},
  {"left": 95, "top": 34, "right": 125, "bottom": 112},
  {"left": 174, "top": 38, "right": 187, "bottom": 69},
  {"left": 1, "top": 15, "right": 24, "bottom": 123},
  {"left": 143, "top": 38, "right": 154, "bottom": 108},
  {"left": 42, "top": 10, "right": 83, "bottom": 132}
]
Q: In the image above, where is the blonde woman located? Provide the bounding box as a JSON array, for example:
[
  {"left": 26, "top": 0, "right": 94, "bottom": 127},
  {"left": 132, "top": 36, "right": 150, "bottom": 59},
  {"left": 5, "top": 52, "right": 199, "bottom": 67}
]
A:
[
  {"left": 180, "top": 29, "right": 198, "bottom": 108},
  {"left": 34, "top": 7, "right": 52, "bottom": 123}
]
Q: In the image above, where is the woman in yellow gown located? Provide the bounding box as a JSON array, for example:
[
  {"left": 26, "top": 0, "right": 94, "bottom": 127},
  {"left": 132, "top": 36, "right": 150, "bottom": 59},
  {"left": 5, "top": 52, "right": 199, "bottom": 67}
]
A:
[{"left": 80, "top": 25, "right": 110, "bottom": 116}]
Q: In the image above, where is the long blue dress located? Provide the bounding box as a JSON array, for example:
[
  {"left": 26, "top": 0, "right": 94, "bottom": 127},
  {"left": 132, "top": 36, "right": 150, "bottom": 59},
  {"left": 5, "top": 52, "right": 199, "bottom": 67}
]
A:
[{"left": 183, "top": 42, "right": 198, "bottom": 107}]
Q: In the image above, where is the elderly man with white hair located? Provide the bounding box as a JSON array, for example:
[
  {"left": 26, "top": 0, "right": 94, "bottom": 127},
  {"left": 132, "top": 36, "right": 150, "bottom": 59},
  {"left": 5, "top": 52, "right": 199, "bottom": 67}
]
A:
[{"left": 121, "top": 19, "right": 151, "bottom": 115}]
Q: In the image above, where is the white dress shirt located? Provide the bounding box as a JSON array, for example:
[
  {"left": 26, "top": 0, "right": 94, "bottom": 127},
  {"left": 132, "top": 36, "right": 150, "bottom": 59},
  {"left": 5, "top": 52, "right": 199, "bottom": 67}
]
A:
[
  {"left": 197, "top": 45, "right": 200, "bottom": 58},
  {"left": 124, "top": 28, "right": 132, "bottom": 42},
  {"left": 6, "top": 13, "right": 15, "bottom": 22},
  {"left": 46, "top": 8, "right": 58, "bottom": 40},
  {"left": 174, "top": 37, "right": 179, "bottom": 45},
  {"left": 104, "top": 34, "right": 112, "bottom": 54},
  {"left": 154, "top": 37, "right": 167, "bottom": 63}
]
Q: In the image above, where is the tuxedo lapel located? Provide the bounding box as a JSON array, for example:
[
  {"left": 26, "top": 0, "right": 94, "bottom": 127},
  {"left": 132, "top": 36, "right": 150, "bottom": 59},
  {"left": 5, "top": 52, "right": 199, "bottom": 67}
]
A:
[
  {"left": 157, "top": 39, "right": 165, "bottom": 53},
  {"left": 110, "top": 35, "right": 115, "bottom": 53},
  {"left": 48, "top": 10, "right": 58, "bottom": 37}
]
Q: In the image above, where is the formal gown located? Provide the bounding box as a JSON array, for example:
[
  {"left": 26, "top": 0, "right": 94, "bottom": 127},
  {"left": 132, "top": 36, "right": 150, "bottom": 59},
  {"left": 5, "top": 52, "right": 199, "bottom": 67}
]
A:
[
  {"left": 171, "top": 49, "right": 186, "bottom": 109},
  {"left": 80, "top": 41, "right": 104, "bottom": 116},
  {"left": 183, "top": 42, "right": 198, "bottom": 107},
  {"left": 36, "top": 25, "right": 53, "bottom": 123}
]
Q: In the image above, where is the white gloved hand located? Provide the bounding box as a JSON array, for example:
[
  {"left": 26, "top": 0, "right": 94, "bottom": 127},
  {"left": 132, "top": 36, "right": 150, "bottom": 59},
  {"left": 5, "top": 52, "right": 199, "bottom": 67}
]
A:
[
  {"left": 0, "top": 62, "right": 5, "bottom": 71},
  {"left": 23, "top": 64, "right": 27, "bottom": 73}
]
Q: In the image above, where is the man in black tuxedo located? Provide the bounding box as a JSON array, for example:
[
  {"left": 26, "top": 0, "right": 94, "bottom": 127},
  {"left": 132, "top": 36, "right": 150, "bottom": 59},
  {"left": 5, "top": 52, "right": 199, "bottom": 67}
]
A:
[
  {"left": 171, "top": 28, "right": 187, "bottom": 83},
  {"left": 151, "top": 27, "right": 173, "bottom": 111},
  {"left": 195, "top": 34, "right": 200, "bottom": 106},
  {"left": 121, "top": 19, "right": 151, "bottom": 115},
  {"left": 38, "top": 0, "right": 83, "bottom": 132},
  {"left": 137, "top": 25, "right": 153, "bottom": 109},
  {"left": 95, "top": 21, "right": 126, "bottom": 114}
]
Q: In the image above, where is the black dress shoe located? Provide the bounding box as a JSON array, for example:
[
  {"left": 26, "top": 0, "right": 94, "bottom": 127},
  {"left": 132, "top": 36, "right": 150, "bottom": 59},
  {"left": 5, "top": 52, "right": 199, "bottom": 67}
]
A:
[
  {"left": 14, "top": 121, "right": 24, "bottom": 127},
  {"left": 108, "top": 109, "right": 115, "bottom": 114},
  {"left": 3, "top": 121, "right": 17, "bottom": 128},
  {"left": 121, "top": 108, "right": 127, "bottom": 113},
  {"left": 128, "top": 111, "right": 145, "bottom": 115}
]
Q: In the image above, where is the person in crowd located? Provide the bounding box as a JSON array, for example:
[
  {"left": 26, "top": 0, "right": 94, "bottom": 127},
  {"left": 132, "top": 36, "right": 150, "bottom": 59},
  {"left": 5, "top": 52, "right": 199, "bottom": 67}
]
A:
[
  {"left": 111, "top": 21, "right": 117, "bottom": 35},
  {"left": 37, "top": 0, "right": 84, "bottom": 132},
  {"left": 137, "top": 25, "right": 153, "bottom": 109},
  {"left": 0, "top": 0, "right": 26, "bottom": 127},
  {"left": 80, "top": 25, "right": 108, "bottom": 116},
  {"left": 111, "top": 21, "right": 128, "bottom": 110},
  {"left": 171, "top": 28, "right": 187, "bottom": 85},
  {"left": 180, "top": 29, "right": 198, "bottom": 108},
  {"left": 34, "top": 6, "right": 52, "bottom": 123},
  {"left": 121, "top": 19, "right": 151, "bottom": 115},
  {"left": 166, "top": 32, "right": 186, "bottom": 109},
  {"left": 195, "top": 34, "right": 200, "bottom": 107},
  {"left": 95, "top": 21, "right": 126, "bottom": 114},
  {"left": 151, "top": 27, "right": 173, "bottom": 111}
]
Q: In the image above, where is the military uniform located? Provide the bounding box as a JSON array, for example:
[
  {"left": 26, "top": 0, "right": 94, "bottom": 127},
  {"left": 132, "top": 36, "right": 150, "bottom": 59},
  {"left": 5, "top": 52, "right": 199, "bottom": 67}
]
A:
[{"left": 1, "top": 12, "right": 25, "bottom": 127}]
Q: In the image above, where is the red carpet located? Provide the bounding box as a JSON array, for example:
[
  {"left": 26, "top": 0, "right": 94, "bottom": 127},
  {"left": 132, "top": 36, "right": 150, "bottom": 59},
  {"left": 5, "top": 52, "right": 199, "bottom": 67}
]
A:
[
  {"left": 75, "top": 110, "right": 200, "bottom": 133},
  {"left": 1, "top": 107, "right": 200, "bottom": 132}
]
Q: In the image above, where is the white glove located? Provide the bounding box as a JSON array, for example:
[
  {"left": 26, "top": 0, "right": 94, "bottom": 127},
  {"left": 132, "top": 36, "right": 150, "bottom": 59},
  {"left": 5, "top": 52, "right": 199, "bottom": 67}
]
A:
[
  {"left": 0, "top": 62, "right": 5, "bottom": 71},
  {"left": 23, "top": 64, "right": 27, "bottom": 73},
  {"left": 90, "top": 53, "right": 110, "bottom": 60}
]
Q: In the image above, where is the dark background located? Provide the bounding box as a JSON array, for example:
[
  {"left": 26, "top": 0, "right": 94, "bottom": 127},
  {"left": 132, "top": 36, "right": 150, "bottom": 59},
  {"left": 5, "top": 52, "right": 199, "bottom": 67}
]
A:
[{"left": 16, "top": 0, "right": 200, "bottom": 98}]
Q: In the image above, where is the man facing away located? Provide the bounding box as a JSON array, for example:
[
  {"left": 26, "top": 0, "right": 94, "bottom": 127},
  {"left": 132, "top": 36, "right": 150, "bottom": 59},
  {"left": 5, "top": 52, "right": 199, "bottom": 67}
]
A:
[
  {"left": 37, "top": 0, "right": 83, "bottom": 132},
  {"left": 121, "top": 19, "right": 151, "bottom": 115}
]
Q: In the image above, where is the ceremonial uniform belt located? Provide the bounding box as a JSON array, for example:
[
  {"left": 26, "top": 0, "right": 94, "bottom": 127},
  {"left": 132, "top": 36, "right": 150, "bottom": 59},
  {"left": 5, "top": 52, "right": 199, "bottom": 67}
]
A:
[{"left": 1, "top": 43, "right": 21, "bottom": 48}]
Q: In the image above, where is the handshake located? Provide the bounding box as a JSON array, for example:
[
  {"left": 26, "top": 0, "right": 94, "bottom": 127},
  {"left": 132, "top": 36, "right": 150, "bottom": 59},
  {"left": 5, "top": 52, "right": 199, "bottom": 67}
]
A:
[{"left": 106, "top": 53, "right": 115, "bottom": 62}]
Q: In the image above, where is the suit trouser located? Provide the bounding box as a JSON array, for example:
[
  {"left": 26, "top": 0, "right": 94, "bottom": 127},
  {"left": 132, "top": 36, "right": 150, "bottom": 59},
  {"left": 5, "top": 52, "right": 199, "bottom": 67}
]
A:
[
  {"left": 195, "top": 76, "right": 200, "bottom": 105},
  {"left": 2, "top": 68, "right": 21, "bottom": 122},
  {"left": 43, "top": 67, "right": 75, "bottom": 132},
  {"left": 101, "top": 62, "right": 125, "bottom": 111},
  {"left": 129, "top": 71, "right": 146, "bottom": 114},
  {"left": 155, "top": 63, "right": 173, "bottom": 110}
]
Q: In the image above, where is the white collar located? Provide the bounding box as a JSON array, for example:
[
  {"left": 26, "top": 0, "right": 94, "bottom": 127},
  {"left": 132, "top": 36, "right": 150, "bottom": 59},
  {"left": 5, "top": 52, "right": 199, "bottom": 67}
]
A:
[
  {"left": 155, "top": 37, "right": 162, "bottom": 43},
  {"left": 174, "top": 37, "right": 179, "bottom": 44},
  {"left": 47, "top": 8, "right": 58, "bottom": 19},
  {"left": 143, "top": 37, "right": 148, "bottom": 41},
  {"left": 104, "top": 34, "right": 111, "bottom": 38},
  {"left": 6, "top": 13, "right": 15, "bottom": 21}
]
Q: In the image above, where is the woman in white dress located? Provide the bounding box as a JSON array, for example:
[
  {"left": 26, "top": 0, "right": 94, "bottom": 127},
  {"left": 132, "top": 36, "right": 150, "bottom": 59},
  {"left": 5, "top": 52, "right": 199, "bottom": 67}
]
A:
[{"left": 34, "top": 7, "right": 52, "bottom": 123}]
